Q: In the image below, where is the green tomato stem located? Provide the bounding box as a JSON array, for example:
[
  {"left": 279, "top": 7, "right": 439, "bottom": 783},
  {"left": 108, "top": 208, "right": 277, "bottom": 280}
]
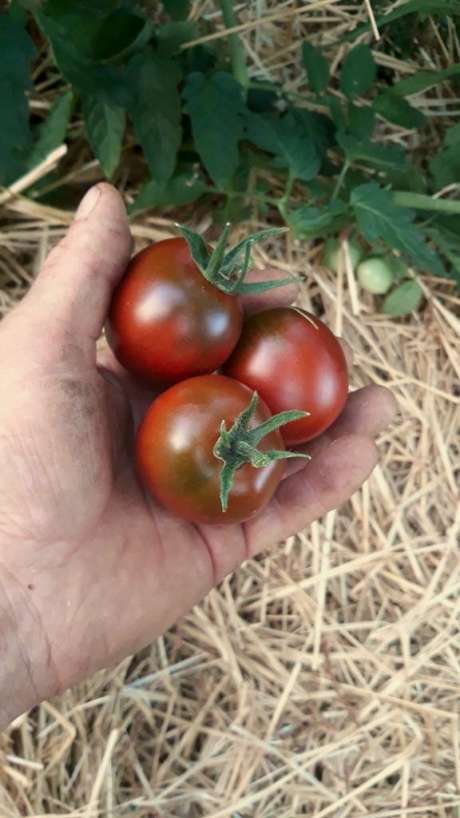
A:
[
  {"left": 331, "top": 160, "right": 351, "bottom": 200},
  {"left": 213, "top": 392, "right": 310, "bottom": 512},
  {"left": 219, "top": 0, "right": 249, "bottom": 91},
  {"left": 205, "top": 223, "right": 232, "bottom": 283},
  {"left": 392, "top": 191, "right": 460, "bottom": 215},
  {"left": 249, "top": 410, "right": 309, "bottom": 445},
  {"left": 278, "top": 171, "right": 296, "bottom": 220},
  {"left": 177, "top": 222, "right": 294, "bottom": 295}
]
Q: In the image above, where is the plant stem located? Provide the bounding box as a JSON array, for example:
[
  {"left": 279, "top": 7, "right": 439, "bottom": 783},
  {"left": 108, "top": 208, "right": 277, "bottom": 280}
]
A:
[
  {"left": 219, "top": 0, "right": 248, "bottom": 91},
  {"left": 331, "top": 160, "right": 350, "bottom": 200},
  {"left": 278, "top": 171, "right": 295, "bottom": 220},
  {"left": 393, "top": 191, "right": 460, "bottom": 215}
]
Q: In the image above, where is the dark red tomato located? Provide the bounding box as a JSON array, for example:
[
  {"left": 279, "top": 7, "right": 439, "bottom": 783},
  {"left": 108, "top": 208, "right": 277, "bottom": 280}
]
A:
[
  {"left": 223, "top": 307, "right": 348, "bottom": 445},
  {"left": 136, "top": 374, "right": 286, "bottom": 525},
  {"left": 107, "top": 238, "right": 242, "bottom": 385}
]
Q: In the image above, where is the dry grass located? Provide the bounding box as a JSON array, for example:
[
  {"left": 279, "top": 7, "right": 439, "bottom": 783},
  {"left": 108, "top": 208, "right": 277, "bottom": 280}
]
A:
[{"left": 1, "top": 1, "right": 460, "bottom": 816}]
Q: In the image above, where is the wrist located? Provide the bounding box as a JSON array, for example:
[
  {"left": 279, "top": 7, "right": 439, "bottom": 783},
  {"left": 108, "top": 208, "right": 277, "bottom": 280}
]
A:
[{"left": 0, "top": 563, "right": 58, "bottom": 730}]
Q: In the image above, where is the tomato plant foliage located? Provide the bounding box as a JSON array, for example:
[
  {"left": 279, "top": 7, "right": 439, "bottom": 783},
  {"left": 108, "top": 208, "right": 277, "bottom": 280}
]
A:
[
  {"left": 82, "top": 97, "right": 125, "bottom": 180},
  {"left": 2, "top": 0, "right": 460, "bottom": 300},
  {"left": 0, "top": 13, "right": 35, "bottom": 184},
  {"left": 183, "top": 71, "right": 246, "bottom": 188},
  {"left": 351, "top": 183, "right": 443, "bottom": 275}
]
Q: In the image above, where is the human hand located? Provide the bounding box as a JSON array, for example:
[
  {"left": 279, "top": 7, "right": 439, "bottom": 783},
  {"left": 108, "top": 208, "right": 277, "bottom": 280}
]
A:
[{"left": 0, "top": 184, "right": 396, "bottom": 727}]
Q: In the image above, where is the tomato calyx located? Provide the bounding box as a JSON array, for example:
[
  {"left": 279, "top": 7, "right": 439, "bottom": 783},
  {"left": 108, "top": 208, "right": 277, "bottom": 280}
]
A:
[
  {"left": 213, "top": 392, "right": 310, "bottom": 512},
  {"left": 177, "top": 222, "right": 295, "bottom": 296}
]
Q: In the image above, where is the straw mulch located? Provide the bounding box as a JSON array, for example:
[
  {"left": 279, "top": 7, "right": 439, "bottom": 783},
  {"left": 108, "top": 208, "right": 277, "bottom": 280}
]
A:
[{"left": 1, "top": 2, "right": 459, "bottom": 816}]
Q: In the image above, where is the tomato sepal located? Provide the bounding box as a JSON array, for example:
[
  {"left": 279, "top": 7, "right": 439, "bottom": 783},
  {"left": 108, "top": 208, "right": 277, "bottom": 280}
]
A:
[
  {"left": 213, "top": 391, "right": 310, "bottom": 512},
  {"left": 177, "top": 222, "right": 294, "bottom": 295}
]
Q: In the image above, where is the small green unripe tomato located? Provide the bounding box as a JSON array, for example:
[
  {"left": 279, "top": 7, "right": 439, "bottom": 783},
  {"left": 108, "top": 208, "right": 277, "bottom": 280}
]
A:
[
  {"left": 357, "top": 256, "right": 394, "bottom": 294},
  {"left": 323, "top": 237, "right": 363, "bottom": 273}
]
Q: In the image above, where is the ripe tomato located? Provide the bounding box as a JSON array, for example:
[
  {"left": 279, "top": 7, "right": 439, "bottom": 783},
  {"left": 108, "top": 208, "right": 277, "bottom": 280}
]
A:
[
  {"left": 107, "top": 238, "right": 242, "bottom": 385},
  {"left": 223, "top": 307, "right": 348, "bottom": 445},
  {"left": 136, "top": 375, "right": 286, "bottom": 525}
]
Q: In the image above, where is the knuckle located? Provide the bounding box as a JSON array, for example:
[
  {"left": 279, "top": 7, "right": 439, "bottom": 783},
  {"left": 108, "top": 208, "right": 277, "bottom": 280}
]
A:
[{"left": 42, "top": 221, "right": 130, "bottom": 284}]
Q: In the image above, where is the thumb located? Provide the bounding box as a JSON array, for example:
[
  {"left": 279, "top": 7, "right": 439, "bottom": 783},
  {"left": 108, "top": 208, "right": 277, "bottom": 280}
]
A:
[{"left": 26, "top": 183, "right": 132, "bottom": 351}]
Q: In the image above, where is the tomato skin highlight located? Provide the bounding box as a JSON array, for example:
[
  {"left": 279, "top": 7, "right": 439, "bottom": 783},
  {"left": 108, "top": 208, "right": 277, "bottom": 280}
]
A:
[
  {"left": 136, "top": 375, "right": 285, "bottom": 525},
  {"left": 223, "top": 307, "right": 348, "bottom": 445},
  {"left": 107, "top": 238, "right": 243, "bottom": 385}
]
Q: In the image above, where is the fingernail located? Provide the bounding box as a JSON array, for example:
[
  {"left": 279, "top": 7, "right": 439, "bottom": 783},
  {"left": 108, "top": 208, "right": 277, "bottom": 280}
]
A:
[{"left": 75, "top": 185, "right": 101, "bottom": 220}]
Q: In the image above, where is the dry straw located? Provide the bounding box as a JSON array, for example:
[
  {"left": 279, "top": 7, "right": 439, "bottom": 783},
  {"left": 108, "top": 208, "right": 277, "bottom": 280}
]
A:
[{"left": 0, "top": 1, "right": 459, "bottom": 816}]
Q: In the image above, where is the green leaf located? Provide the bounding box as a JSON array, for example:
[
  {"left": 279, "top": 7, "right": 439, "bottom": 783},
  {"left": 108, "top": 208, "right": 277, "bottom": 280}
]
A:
[
  {"left": 9, "top": 0, "right": 28, "bottom": 24},
  {"left": 27, "top": 91, "right": 73, "bottom": 169},
  {"left": 383, "top": 281, "right": 423, "bottom": 316},
  {"left": 183, "top": 71, "right": 246, "bottom": 189},
  {"left": 373, "top": 93, "right": 426, "bottom": 129},
  {"left": 0, "top": 80, "right": 31, "bottom": 185},
  {"left": 1, "top": 12, "right": 36, "bottom": 85},
  {"left": 351, "top": 182, "right": 443, "bottom": 274},
  {"left": 445, "top": 123, "right": 460, "bottom": 147},
  {"left": 246, "top": 112, "right": 281, "bottom": 154},
  {"left": 302, "top": 42, "right": 329, "bottom": 93},
  {"left": 11, "top": 0, "right": 41, "bottom": 8},
  {"left": 340, "top": 45, "right": 376, "bottom": 99},
  {"left": 90, "top": 9, "right": 153, "bottom": 62},
  {"left": 0, "top": 14, "right": 35, "bottom": 184},
  {"left": 287, "top": 200, "right": 349, "bottom": 239},
  {"left": 429, "top": 124, "right": 460, "bottom": 189},
  {"left": 156, "top": 21, "right": 197, "bottom": 56},
  {"left": 38, "top": 3, "right": 112, "bottom": 61},
  {"left": 430, "top": 145, "right": 460, "bottom": 190},
  {"left": 127, "top": 47, "right": 182, "bottom": 183},
  {"left": 348, "top": 103, "right": 376, "bottom": 141},
  {"left": 162, "top": 0, "right": 189, "bottom": 20},
  {"left": 183, "top": 43, "right": 217, "bottom": 74},
  {"left": 384, "top": 165, "right": 427, "bottom": 195},
  {"left": 291, "top": 108, "right": 336, "bottom": 162},
  {"left": 428, "top": 219, "right": 460, "bottom": 286},
  {"left": 392, "top": 64, "right": 460, "bottom": 96},
  {"left": 36, "top": 1, "right": 152, "bottom": 64},
  {"left": 337, "top": 132, "right": 406, "bottom": 171},
  {"left": 272, "top": 111, "right": 320, "bottom": 181},
  {"left": 246, "top": 108, "right": 326, "bottom": 180},
  {"left": 35, "top": 10, "right": 127, "bottom": 106},
  {"left": 326, "top": 95, "right": 346, "bottom": 130},
  {"left": 82, "top": 96, "right": 125, "bottom": 179},
  {"left": 42, "top": 0, "right": 116, "bottom": 14},
  {"left": 129, "top": 170, "right": 206, "bottom": 215}
]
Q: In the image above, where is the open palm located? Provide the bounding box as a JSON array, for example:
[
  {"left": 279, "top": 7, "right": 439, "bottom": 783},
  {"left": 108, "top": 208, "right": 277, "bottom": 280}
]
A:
[{"left": 0, "top": 185, "right": 395, "bottom": 722}]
